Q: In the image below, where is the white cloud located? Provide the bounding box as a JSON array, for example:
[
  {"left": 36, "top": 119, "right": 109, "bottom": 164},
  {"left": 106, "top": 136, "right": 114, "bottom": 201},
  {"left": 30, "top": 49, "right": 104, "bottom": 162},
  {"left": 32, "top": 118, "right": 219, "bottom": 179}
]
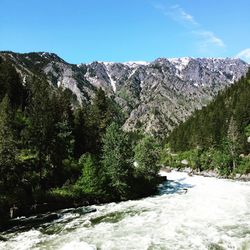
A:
[
  {"left": 236, "top": 48, "right": 250, "bottom": 63},
  {"left": 154, "top": 3, "right": 225, "bottom": 51},
  {"left": 193, "top": 31, "right": 225, "bottom": 48},
  {"left": 170, "top": 5, "right": 198, "bottom": 26}
]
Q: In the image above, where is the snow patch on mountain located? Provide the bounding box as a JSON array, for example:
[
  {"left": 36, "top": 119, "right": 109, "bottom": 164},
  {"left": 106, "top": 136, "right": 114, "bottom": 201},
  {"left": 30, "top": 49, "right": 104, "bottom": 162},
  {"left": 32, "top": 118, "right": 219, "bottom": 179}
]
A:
[
  {"left": 105, "top": 65, "right": 116, "bottom": 92},
  {"left": 168, "top": 57, "right": 191, "bottom": 71},
  {"left": 124, "top": 61, "right": 149, "bottom": 68}
]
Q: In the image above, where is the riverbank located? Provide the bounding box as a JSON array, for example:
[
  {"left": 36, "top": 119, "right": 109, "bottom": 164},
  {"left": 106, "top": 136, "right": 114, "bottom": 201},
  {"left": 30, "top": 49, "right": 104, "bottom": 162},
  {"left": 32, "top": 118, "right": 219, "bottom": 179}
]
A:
[
  {"left": 160, "top": 167, "right": 250, "bottom": 181},
  {"left": 0, "top": 175, "right": 166, "bottom": 232},
  {"left": 0, "top": 195, "right": 106, "bottom": 232}
]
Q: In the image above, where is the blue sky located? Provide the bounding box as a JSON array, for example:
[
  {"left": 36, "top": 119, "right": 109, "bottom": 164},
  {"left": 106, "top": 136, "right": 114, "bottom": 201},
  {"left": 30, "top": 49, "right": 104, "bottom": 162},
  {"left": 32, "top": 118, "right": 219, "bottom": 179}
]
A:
[{"left": 0, "top": 0, "right": 250, "bottom": 63}]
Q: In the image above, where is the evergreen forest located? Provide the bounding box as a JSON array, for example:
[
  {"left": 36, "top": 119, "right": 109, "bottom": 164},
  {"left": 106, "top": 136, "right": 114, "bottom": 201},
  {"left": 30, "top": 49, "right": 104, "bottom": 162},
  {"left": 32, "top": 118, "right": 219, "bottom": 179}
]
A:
[{"left": 0, "top": 58, "right": 161, "bottom": 224}]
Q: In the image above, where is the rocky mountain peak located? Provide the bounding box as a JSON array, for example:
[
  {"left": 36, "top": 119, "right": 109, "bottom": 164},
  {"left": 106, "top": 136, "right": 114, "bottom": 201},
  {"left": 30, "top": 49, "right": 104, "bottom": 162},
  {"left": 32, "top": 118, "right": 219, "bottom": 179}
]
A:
[{"left": 0, "top": 51, "right": 248, "bottom": 135}]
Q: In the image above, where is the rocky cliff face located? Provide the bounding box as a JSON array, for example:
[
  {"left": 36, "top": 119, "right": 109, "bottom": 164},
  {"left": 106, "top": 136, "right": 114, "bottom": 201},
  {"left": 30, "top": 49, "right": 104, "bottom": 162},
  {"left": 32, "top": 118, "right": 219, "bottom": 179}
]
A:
[{"left": 0, "top": 51, "right": 248, "bottom": 135}]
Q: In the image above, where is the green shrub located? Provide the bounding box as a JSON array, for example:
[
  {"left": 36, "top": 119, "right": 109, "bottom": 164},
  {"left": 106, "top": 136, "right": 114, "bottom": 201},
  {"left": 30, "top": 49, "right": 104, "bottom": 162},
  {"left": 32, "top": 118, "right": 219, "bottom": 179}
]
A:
[
  {"left": 235, "top": 157, "right": 250, "bottom": 175},
  {"left": 74, "top": 153, "right": 103, "bottom": 196}
]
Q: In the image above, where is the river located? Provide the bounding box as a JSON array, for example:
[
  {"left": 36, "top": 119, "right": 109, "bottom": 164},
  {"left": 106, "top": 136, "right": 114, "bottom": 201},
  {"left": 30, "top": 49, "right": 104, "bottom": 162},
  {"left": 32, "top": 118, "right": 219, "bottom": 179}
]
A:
[{"left": 0, "top": 171, "right": 249, "bottom": 250}]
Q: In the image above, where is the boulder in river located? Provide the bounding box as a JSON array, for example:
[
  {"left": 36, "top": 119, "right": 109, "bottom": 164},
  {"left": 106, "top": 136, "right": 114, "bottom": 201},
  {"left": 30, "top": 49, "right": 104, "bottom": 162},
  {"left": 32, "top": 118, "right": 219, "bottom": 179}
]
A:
[
  {"left": 6, "top": 212, "right": 60, "bottom": 231},
  {"left": 0, "top": 235, "right": 7, "bottom": 241},
  {"left": 74, "top": 207, "right": 97, "bottom": 215}
]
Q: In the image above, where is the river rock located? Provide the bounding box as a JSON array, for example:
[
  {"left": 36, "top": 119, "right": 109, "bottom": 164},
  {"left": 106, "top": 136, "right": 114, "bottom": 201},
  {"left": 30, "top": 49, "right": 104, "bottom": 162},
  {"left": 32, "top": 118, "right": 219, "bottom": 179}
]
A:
[
  {"left": 235, "top": 173, "right": 250, "bottom": 181},
  {"left": 161, "top": 167, "right": 172, "bottom": 173},
  {"left": 0, "top": 235, "right": 7, "bottom": 241},
  {"left": 181, "top": 159, "right": 189, "bottom": 165},
  {"left": 158, "top": 176, "right": 167, "bottom": 182},
  {"left": 74, "top": 207, "right": 97, "bottom": 215},
  {"left": 8, "top": 212, "right": 59, "bottom": 230}
]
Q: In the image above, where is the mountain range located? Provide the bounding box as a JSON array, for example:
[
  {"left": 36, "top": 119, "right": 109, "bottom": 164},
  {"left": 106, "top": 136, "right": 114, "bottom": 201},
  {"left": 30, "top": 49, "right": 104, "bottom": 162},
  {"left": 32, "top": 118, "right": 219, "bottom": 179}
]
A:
[{"left": 0, "top": 51, "right": 248, "bottom": 135}]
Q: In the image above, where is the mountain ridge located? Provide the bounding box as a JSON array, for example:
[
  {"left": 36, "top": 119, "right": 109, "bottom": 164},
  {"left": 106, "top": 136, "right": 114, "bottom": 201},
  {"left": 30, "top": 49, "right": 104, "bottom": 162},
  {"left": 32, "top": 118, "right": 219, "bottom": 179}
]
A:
[{"left": 0, "top": 51, "right": 249, "bottom": 135}]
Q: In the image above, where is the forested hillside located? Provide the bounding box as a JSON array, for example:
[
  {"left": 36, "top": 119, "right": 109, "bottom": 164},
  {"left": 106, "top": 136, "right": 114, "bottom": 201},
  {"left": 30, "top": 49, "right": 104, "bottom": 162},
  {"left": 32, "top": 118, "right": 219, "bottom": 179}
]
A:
[
  {"left": 0, "top": 58, "right": 160, "bottom": 224},
  {"left": 163, "top": 69, "right": 250, "bottom": 175}
]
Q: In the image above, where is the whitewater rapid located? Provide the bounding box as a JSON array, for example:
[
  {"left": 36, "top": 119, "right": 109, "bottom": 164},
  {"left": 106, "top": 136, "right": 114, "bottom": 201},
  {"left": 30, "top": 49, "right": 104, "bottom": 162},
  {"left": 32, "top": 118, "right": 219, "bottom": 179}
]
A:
[{"left": 0, "top": 171, "right": 249, "bottom": 250}]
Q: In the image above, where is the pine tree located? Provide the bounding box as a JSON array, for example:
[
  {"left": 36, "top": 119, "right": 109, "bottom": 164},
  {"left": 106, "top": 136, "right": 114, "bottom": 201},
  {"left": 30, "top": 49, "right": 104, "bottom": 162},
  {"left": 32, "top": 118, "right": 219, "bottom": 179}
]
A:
[
  {"left": 73, "top": 107, "right": 88, "bottom": 158},
  {"left": 49, "top": 87, "right": 75, "bottom": 185},
  {"left": 227, "top": 116, "right": 241, "bottom": 170},
  {"left": 0, "top": 95, "right": 17, "bottom": 188},
  {"left": 75, "top": 153, "right": 102, "bottom": 195},
  {"left": 88, "top": 88, "right": 124, "bottom": 154},
  {"left": 25, "top": 77, "right": 56, "bottom": 186},
  {"left": 0, "top": 60, "right": 24, "bottom": 108}
]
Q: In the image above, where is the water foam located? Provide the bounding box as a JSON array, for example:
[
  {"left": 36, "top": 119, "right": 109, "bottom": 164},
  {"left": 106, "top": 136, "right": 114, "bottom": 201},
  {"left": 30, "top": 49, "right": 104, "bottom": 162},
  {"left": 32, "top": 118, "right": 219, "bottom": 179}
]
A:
[{"left": 1, "top": 171, "right": 249, "bottom": 249}]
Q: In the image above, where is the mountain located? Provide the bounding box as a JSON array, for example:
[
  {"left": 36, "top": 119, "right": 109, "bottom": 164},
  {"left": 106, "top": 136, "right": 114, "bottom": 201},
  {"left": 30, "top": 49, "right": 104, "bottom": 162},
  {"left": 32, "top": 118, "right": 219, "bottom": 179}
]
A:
[
  {"left": 168, "top": 68, "right": 250, "bottom": 152},
  {"left": 164, "top": 68, "right": 250, "bottom": 176},
  {"left": 0, "top": 51, "right": 249, "bottom": 135}
]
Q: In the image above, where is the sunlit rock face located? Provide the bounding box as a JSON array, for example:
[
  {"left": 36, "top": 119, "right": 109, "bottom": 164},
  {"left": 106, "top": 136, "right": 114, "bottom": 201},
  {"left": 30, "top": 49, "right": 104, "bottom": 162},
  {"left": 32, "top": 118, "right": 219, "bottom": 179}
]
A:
[{"left": 1, "top": 52, "right": 248, "bottom": 135}]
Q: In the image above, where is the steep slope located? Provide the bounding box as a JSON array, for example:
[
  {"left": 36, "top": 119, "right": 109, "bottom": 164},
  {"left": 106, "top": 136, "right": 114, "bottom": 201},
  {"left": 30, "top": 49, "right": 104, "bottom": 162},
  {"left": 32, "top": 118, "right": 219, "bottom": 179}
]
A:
[
  {"left": 0, "top": 51, "right": 248, "bottom": 135},
  {"left": 168, "top": 68, "right": 250, "bottom": 152},
  {"left": 116, "top": 57, "right": 248, "bottom": 135},
  {"left": 0, "top": 52, "right": 96, "bottom": 102}
]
